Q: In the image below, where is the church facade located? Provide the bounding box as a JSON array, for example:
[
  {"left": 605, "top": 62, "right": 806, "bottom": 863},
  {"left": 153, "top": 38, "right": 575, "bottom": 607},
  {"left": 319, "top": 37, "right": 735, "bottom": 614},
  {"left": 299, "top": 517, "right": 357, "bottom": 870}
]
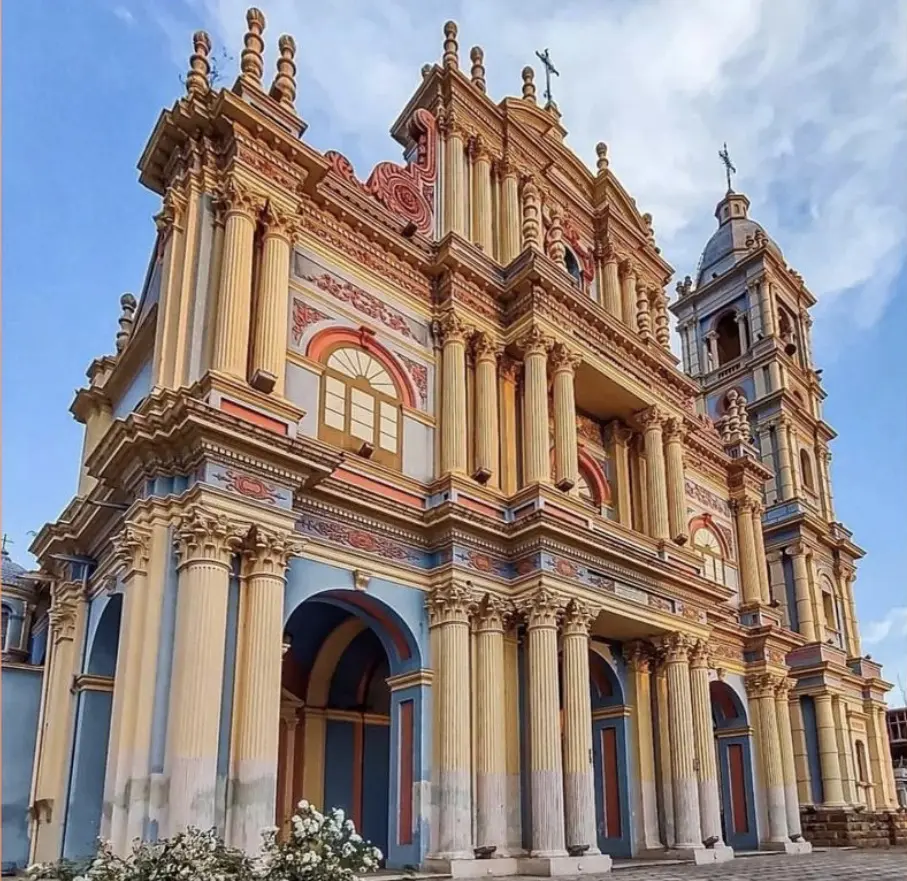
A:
[{"left": 8, "top": 8, "right": 900, "bottom": 874}]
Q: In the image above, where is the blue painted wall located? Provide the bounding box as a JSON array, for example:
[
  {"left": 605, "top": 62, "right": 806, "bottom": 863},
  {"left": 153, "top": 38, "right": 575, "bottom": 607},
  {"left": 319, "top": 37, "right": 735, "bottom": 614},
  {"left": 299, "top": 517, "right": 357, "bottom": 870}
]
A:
[
  {"left": 112, "top": 357, "right": 152, "bottom": 419},
  {"left": 324, "top": 719, "right": 356, "bottom": 818},
  {"left": 800, "top": 696, "right": 824, "bottom": 804},
  {"left": 1, "top": 665, "right": 43, "bottom": 872},
  {"left": 782, "top": 556, "right": 800, "bottom": 631},
  {"left": 362, "top": 724, "right": 390, "bottom": 858}
]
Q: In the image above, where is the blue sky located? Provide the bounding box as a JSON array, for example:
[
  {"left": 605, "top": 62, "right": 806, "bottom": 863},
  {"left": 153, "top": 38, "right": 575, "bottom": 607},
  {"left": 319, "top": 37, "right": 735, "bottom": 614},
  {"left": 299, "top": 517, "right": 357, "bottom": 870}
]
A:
[{"left": 2, "top": 1, "right": 905, "bottom": 697}]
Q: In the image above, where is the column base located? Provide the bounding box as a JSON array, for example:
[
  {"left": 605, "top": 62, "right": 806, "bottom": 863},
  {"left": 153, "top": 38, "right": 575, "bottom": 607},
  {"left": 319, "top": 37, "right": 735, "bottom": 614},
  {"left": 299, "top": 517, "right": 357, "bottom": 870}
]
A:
[
  {"left": 425, "top": 857, "right": 517, "bottom": 877},
  {"left": 517, "top": 854, "right": 613, "bottom": 875},
  {"left": 762, "top": 840, "right": 812, "bottom": 854},
  {"left": 667, "top": 846, "right": 733, "bottom": 865}
]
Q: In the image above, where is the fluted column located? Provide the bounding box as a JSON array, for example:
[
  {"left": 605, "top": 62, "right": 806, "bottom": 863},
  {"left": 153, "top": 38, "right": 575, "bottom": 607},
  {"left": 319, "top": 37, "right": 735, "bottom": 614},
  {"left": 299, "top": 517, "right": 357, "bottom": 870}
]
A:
[
  {"left": 499, "top": 159, "right": 521, "bottom": 264},
  {"left": 228, "top": 528, "right": 300, "bottom": 851},
  {"left": 774, "top": 681, "right": 803, "bottom": 840},
  {"left": 633, "top": 435, "right": 650, "bottom": 535},
  {"left": 639, "top": 407, "right": 670, "bottom": 541},
  {"left": 470, "top": 139, "right": 494, "bottom": 253},
  {"left": 689, "top": 641, "right": 724, "bottom": 847},
  {"left": 734, "top": 498, "right": 761, "bottom": 604},
  {"left": 759, "top": 279, "right": 776, "bottom": 336},
  {"left": 601, "top": 245, "right": 622, "bottom": 319},
  {"left": 814, "top": 693, "right": 846, "bottom": 806},
  {"left": 751, "top": 504, "right": 771, "bottom": 603},
  {"left": 443, "top": 122, "right": 467, "bottom": 237},
  {"left": 838, "top": 566, "right": 861, "bottom": 657},
  {"left": 474, "top": 595, "right": 509, "bottom": 854},
  {"left": 166, "top": 508, "right": 244, "bottom": 835},
  {"left": 279, "top": 710, "right": 299, "bottom": 831},
  {"left": 663, "top": 417, "right": 689, "bottom": 545},
  {"left": 870, "top": 706, "right": 897, "bottom": 809},
  {"left": 607, "top": 422, "right": 633, "bottom": 528},
  {"left": 472, "top": 332, "right": 501, "bottom": 486},
  {"left": 653, "top": 654, "right": 674, "bottom": 846},
  {"left": 735, "top": 312, "right": 749, "bottom": 354},
  {"left": 790, "top": 543, "right": 816, "bottom": 641},
  {"left": 833, "top": 696, "right": 857, "bottom": 805},
  {"left": 819, "top": 449, "right": 836, "bottom": 521},
  {"left": 212, "top": 179, "right": 261, "bottom": 379},
  {"left": 561, "top": 601, "right": 599, "bottom": 854},
  {"left": 439, "top": 312, "right": 469, "bottom": 476},
  {"left": 521, "top": 589, "right": 567, "bottom": 857},
  {"left": 625, "top": 643, "right": 661, "bottom": 850},
  {"left": 551, "top": 343, "right": 580, "bottom": 492},
  {"left": 520, "top": 326, "right": 551, "bottom": 485},
  {"left": 747, "top": 675, "right": 788, "bottom": 843},
  {"left": 619, "top": 259, "right": 636, "bottom": 327},
  {"left": 789, "top": 698, "right": 813, "bottom": 804},
  {"left": 428, "top": 584, "right": 475, "bottom": 860},
  {"left": 250, "top": 202, "right": 293, "bottom": 395},
  {"left": 499, "top": 358, "right": 520, "bottom": 495},
  {"left": 662, "top": 633, "right": 702, "bottom": 850},
  {"left": 28, "top": 580, "right": 87, "bottom": 863}
]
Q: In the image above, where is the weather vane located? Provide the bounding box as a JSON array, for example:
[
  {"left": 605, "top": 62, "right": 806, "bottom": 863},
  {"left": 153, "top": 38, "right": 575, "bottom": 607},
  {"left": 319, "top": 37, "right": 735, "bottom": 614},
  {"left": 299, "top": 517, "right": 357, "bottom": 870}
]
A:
[
  {"left": 535, "top": 48, "right": 559, "bottom": 107},
  {"left": 718, "top": 142, "right": 736, "bottom": 193}
]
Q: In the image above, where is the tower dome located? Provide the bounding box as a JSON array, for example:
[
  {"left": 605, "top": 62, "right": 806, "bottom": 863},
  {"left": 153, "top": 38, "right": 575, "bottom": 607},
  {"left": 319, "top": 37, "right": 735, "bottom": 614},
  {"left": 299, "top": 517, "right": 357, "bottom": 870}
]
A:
[
  {"left": 1, "top": 546, "right": 27, "bottom": 589},
  {"left": 696, "top": 190, "right": 781, "bottom": 287}
]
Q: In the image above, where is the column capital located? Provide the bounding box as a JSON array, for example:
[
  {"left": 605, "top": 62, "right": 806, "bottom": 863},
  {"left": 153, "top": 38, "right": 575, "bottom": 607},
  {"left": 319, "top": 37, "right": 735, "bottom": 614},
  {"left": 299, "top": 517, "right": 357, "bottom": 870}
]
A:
[
  {"left": 436, "top": 310, "right": 470, "bottom": 345},
  {"left": 261, "top": 200, "right": 296, "bottom": 242},
  {"left": 471, "top": 330, "right": 503, "bottom": 363},
  {"left": 623, "top": 640, "right": 654, "bottom": 673},
  {"left": 662, "top": 415, "right": 686, "bottom": 443},
  {"left": 473, "top": 592, "right": 513, "bottom": 632},
  {"left": 658, "top": 631, "right": 693, "bottom": 663},
  {"left": 174, "top": 507, "right": 246, "bottom": 568},
  {"left": 731, "top": 496, "right": 758, "bottom": 515},
  {"left": 786, "top": 540, "right": 809, "bottom": 558},
  {"left": 112, "top": 523, "right": 153, "bottom": 577},
  {"left": 154, "top": 185, "right": 188, "bottom": 234},
  {"left": 689, "top": 638, "right": 711, "bottom": 669},
  {"left": 517, "top": 587, "right": 564, "bottom": 630},
  {"left": 499, "top": 355, "right": 522, "bottom": 382},
  {"left": 243, "top": 526, "right": 303, "bottom": 577},
  {"left": 48, "top": 580, "right": 84, "bottom": 645},
  {"left": 548, "top": 341, "right": 582, "bottom": 374},
  {"left": 516, "top": 323, "right": 551, "bottom": 357},
  {"left": 774, "top": 676, "right": 795, "bottom": 700},
  {"left": 219, "top": 176, "right": 266, "bottom": 219},
  {"left": 745, "top": 672, "right": 784, "bottom": 698},
  {"left": 561, "top": 598, "right": 598, "bottom": 636},
  {"left": 636, "top": 405, "right": 664, "bottom": 430},
  {"left": 605, "top": 420, "right": 634, "bottom": 448},
  {"left": 427, "top": 582, "right": 476, "bottom": 627},
  {"left": 601, "top": 241, "right": 619, "bottom": 265}
]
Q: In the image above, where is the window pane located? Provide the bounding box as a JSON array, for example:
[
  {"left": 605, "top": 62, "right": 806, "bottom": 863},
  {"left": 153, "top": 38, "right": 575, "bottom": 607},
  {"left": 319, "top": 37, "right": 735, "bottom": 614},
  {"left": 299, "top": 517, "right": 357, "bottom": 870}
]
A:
[
  {"left": 324, "top": 408, "right": 344, "bottom": 430},
  {"left": 351, "top": 419, "right": 372, "bottom": 442},
  {"left": 379, "top": 431, "right": 397, "bottom": 452}
]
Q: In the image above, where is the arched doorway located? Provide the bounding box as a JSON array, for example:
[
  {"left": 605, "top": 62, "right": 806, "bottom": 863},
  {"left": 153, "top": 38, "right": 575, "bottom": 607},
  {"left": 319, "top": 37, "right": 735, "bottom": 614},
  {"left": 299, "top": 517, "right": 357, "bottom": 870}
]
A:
[
  {"left": 279, "top": 589, "right": 425, "bottom": 869},
  {"left": 588, "top": 650, "right": 631, "bottom": 858},
  {"left": 710, "top": 681, "right": 757, "bottom": 851},
  {"left": 63, "top": 593, "right": 122, "bottom": 859}
]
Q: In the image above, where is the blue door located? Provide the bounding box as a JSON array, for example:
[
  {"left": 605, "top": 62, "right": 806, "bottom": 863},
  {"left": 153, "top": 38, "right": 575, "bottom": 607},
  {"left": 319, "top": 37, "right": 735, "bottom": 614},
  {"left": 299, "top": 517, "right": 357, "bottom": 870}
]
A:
[
  {"left": 717, "top": 735, "right": 758, "bottom": 851},
  {"left": 591, "top": 717, "right": 631, "bottom": 857}
]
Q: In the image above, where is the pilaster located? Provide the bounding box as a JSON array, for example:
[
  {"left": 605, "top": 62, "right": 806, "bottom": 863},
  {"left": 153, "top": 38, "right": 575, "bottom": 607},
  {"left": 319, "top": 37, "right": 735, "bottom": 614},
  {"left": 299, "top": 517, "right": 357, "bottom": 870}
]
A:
[
  {"left": 746, "top": 674, "right": 789, "bottom": 845},
  {"left": 733, "top": 498, "right": 761, "bottom": 605},
  {"left": 520, "top": 326, "right": 551, "bottom": 486},
  {"left": 439, "top": 311, "right": 470, "bottom": 477},
  {"left": 600, "top": 245, "right": 622, "bottom": 320},
  {"left": 814, "top": 693, "right": 846, "bottom": 807},
  {"left": 499, "top": 358, "right": 520, "bottom": 495},
  {"left": 469, "top": 138, "right": 494, "bottom": 254},
  {"left": 498, "top": 158, "right": 521, "bottom": 264},
  {"left": 618, "top": 259, "right": 636, "bottom": 328},
  {"left": 472, "top": 332, "right": 502, "bottom": 486},
  {"left": 689, "top": 641, "right": 725, "bottom": 849},
  {"left": 550, "top": 343, "right": 580, "bottom": 492},
  {"left": 606, "top": 422, "right": 633, "bottom": 528},
  {"left": 638, "top": 407, "right": 670, "bottom": 541},
  {"left": 790, "top": 543, "right": 816, "bottom": 642},
  {"left": 774, "top": 681, "right": 804, "bottom": 840},
  {"left": 663, "top": 417, "right": 689, "bottom": 545}
]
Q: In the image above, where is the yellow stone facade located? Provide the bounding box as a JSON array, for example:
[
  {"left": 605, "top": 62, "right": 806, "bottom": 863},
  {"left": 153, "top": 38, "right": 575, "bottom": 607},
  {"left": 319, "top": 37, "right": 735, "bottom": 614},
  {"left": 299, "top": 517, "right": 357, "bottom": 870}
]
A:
[{"left": 18, "top": 8, "right": 899, "bottom": 875}]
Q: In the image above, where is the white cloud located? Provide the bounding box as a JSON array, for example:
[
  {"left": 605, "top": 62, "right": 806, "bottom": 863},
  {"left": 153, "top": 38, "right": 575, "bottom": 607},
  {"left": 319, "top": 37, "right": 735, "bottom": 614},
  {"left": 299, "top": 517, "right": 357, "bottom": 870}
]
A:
[
  {"left": 112, "top": 5, "right": 135, "bottom": 25},
  {"left": 863, "top": 606, "right": 907, "bottom": 645},
  {"left": 154, "top": 0, "right": 907, "bottom": 351}
]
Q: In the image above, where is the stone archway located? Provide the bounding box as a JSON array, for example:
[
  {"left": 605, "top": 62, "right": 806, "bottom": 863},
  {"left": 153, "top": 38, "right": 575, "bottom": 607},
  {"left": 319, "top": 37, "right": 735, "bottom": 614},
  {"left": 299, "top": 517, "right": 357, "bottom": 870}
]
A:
[
  {"left": 710, "top": 680, "right": 757, "bottom": 851},
  {"left": 279, "top": 589, "right": 426, "bottom": 869}
]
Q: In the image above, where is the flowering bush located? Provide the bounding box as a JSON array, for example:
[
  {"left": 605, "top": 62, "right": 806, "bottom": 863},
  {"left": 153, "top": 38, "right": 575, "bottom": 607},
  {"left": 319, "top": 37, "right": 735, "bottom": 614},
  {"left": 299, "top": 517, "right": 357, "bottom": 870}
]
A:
[
  {"left": 25, "top": 803, "right": 382, "bottom": 881},
  {"left": 258, "top": 801, "right": 383, "bottom": 881}
]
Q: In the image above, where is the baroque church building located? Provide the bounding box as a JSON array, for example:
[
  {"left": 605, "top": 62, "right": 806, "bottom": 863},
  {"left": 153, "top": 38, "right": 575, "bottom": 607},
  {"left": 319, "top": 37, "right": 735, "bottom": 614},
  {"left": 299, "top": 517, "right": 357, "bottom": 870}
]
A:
[{"left": 4, "top": 8, "right": 901, "bottom": 875}]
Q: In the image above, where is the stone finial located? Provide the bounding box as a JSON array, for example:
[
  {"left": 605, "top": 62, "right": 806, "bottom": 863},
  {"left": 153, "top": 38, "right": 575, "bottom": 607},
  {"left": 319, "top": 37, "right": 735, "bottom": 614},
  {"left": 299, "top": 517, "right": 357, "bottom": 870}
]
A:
[
  {"left": 186, "top": 31, "right": 212, "bottom": 98},
  {"left": 470, "top": 46, "right": 486, "bottom": 92},
  {"left": 116, "top": 293, "right": 137, "bottom": 353},
  {"left": 642, "top": 212, "right": 655, "bottom": 242},
  {"left": 421, "top": 63, "right": 432, "bottom": 79},
  {"left": 546, "top": 210, "right": 566, "bottom": 266},
  {"left": 442, "top": 21, "right": 459, "bottom": 70},
  {"left": 595, "top": 142, "right": 609, "bottom": 174},
  {"left": 240, "top": 7, "right": 266, "bottom": 85},
  {"left": 269, "top": 34, "right": 297, "bottom": 107},
  {"left": 521, "top": 66, "right": 537, "bottom": 103}
]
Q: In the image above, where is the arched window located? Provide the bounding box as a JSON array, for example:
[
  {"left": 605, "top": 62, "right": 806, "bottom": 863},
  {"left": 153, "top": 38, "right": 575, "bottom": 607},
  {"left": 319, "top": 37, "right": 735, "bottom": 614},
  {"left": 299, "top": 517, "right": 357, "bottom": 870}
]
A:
[
  {"left": 577, "top": 470, "right": 594, "bottom": 505},
  {"left": 1, "top": 604, "right": 10, "bottom": 651},
  {"left": 692, "top": 525, "right": 725, "bottom": 584},
  {"left": 715, "top": 312, "right": 741, "bottom": 365},
  {"left": 799, "top": 449, "right": 815, "bottom": 491},
  {"left": 564, "top": 247, "right": 583, "bottom": 287},
  {"left": 319, "top": 346, "right": 402, "bottom": 469}
]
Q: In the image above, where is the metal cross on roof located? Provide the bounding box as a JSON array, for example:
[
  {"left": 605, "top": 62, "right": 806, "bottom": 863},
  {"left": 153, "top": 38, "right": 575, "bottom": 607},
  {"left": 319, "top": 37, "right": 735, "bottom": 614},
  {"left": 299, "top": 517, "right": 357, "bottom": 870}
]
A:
[
  {"left": 719, "top": 142, "right": 736, "bottom": 193},
  {"left": 1, "top": 534, "right": 11, "bottom": 555},
  {"left": 535, "top": 48, "right": 560, "bottom": 107}
]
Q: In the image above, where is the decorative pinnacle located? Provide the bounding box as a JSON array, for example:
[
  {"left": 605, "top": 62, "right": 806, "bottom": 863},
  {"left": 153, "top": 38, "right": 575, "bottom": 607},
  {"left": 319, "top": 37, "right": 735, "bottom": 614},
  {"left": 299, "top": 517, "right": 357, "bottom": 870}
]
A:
[
  {"left": 595, "top": 142, "right": 609, "bottom": 174},
  {"left": 186, "top": 31, "right": 212, "bottom": 98},
  {"left": 442, "top": 21, "right": 459, "bottom": 70},
  {"left": 240, "top": 7, "right": 266, "bottom": 85},
  {"left": 470, "top": 46, "right": 486, "bottom": 92},
  {"left": 421, "top": 63, "right": 432, "bottom": 79},
  {"left": 116, "top": 293, "right": 137, "bottom": 354},
  {"left": 269, "top": 34, "right": 297, "bottom": 107},
  {"left": 521, "top": 66, "right": 536, "bottom": 103}
]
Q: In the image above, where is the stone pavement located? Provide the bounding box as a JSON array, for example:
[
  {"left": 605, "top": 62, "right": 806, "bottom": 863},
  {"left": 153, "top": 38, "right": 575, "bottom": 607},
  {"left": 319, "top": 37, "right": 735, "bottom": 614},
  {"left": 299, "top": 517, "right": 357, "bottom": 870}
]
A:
[{"left": 554, "top": 848, "right": 907, "bottom": 880}]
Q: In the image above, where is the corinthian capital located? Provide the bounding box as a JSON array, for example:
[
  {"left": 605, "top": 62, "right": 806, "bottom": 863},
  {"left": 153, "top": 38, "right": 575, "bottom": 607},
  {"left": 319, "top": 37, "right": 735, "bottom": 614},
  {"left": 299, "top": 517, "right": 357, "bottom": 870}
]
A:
[
  {"left": 623, "top": 640, "right": 654, "bottom": 673},
  {"left": 220, "top": 176, "right": 266, "bottom": 218},
  {"left": 473, "top": 592, "right": 513, "bottom": 631},
  {"left": 658, "top": 631, "right": 693, "bottom": 663},
  {"left": 517, "top": 586, "right": 564, "bottom": 630},
  {"left": 636, "top": 405, "right": 663, "bottom": 430},
  {"left": 112, "top": 524, "right": 152, "bottom": 577},
  {"left": 689, "top": 638, "right": 711, "bottom": 669},
  {"left": 436, "top": 310, "right": 470, "bottom": 345},
  {"left": 244, "top": 526, "right": 304, "bottom": 577},
  {"left": 471, "top": 330, "right": 503, "bottom": 363},
  {"left": 561, "top": 598, "right": 599, "bottom": 636},
  {"left": 175, "top": 507, "right": 246, "bottom": 568},
  {"left": 261, "top": 200, "right": 296, "bottom": 241},
  {"left": 49, "top": 580, "right": 83, "bottom": 645},
  {"left": 517, "top": 324, "right": 551, "bottom": 357},
  {"left": 745, "top": 672, "right": 781, "bottom": 698},
  {"left": 663, "top": 416, "right": 686, "bottom": 443},
  {"left": 427, "top": 582, "right": 476, "bottom": 627},
  {"left": 154, "top": 185, "right": 188, "bottom": 234},
  {"left": 548, "top": 342, "right": 582, "bottom": 374}
]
